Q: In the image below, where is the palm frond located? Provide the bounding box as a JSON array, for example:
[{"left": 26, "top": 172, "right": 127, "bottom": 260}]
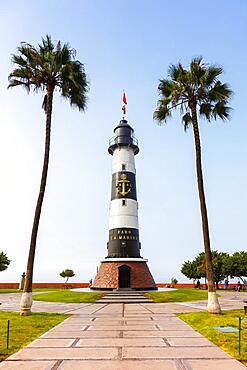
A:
[
  {"left": 154, "top": 57, "right": 232, "bottom": 126},
  {"left": 8, "top": 78, "right": 31, "bottom": 93},
  {"left": 190, "top": 57, "right": 206, "bottom": 84},
  {"left": 212, "top": 102, "right": 232, "bottom": 121},
  {"left": 202, "top": 65, "right": 223, "bottom": 86},
  {"left": 168, "top": 63, "right": 187, "bottom": 83},
  {"left": 190, "top": 56, "right": 203, "bottom": 69},
  {"left": 39, "top": 35, "right": 54, "bottom": 53},
  {"left": 168, "top": 64, "right": 180, "bottom": 81},
  {"left": 11, "top": 54, "right": 28, "bottom": 67},
  {"left": 208, "top": 82, "right": 233, "bottom": 102},
  {"left": 158, "top": 79, "right": 175, "bottom": 98},
  {"left": 182, "top": 112, "right": 192, "bottom": 131},
  {"left": 59, "top": 61, "right": 88, "bottom": 111},
  {"left": 153, "top": 101, "right": 172, "bottom": 123},
  {"left": 8, "top": 35, "right": 89, "bottom": 111},
  {"left": 199, "top": 103, "right": 213, "bottom": 121}
]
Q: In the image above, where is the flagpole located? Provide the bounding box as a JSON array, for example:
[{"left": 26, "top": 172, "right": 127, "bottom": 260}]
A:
[{"left": 123, "top": 89, "right": 125, "bottom": 119}]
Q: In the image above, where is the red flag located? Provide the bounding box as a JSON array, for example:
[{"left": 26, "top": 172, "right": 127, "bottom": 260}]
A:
[{"left": 122, "top": 92, "right": 127, "bottom": 115}]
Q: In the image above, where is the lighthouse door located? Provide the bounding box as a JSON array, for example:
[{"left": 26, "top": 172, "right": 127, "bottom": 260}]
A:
[{"left": 118, "top": 265, "right": 131, "bottom": 288}]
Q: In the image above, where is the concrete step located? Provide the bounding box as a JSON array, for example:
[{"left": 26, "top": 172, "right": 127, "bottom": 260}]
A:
[
  {"left": 105, "top": 294, "right": 147, "bottom": 297},
  {"left": 107, "top": 292, "right": 145, "bottom": 295},
  {"left": 106, "top": 294, "right": 145, "bottom": 297},
  {"left": 103, "top": 298, "right": 147, "bottom": 301},
  {"left": 101, "top": 297, "right": 149, "bottom": 302},
  {"left": 97, "top": 292, "right": 152, "bottom": 304},
  {"left": 97, "top": 298, "right": 151, "bottom": 303},
  {"left": 113, "top": 289, "right": 149, "bottom": 293}
]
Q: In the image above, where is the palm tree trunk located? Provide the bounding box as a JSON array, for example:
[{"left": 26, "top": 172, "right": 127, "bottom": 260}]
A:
[
  {"left": 189, "top": 99, "right": 221, "bottom": 314},
  {"left": 20, "top": 86, "right": 54, "bottom": 316}
]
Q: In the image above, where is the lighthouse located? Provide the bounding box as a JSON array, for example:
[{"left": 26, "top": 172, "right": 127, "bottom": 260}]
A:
[{"left": 91, "top": 118, "right": 156, "bottom": 290}]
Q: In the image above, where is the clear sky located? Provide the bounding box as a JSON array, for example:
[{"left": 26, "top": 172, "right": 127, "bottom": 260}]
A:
[{"left": 0, "top": 0, "right": 246, "bottom": 283}]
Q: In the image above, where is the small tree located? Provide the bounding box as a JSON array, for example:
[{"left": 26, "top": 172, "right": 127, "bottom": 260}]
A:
[
  {"left": 171, "top": 277, "right": 178, "bottom": 286},
  {"left": 181, "top": 260, "right": 202, "bottom": 281},
  {"left": 60, "top": 269, "right": 75, "bottom": 283},
  {"left": 0, "top": 252, "right": 11, "bottom": 272},
  {"left": 224, "top": 251, "right": 247, "bottom": 287},
  {"left": 181, "top": 251, "right": 230, "bottom": 289},
  {"left": 195, "top": 251, "right": 230, "bottom": 289}
]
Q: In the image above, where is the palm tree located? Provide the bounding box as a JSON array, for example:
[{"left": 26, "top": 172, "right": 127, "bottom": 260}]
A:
[
  {"left": 154, "top": 57, "right": 232, "bottom": 313},
  {"left": 8, "top": 35, "right": 89, "bottom": 315}
]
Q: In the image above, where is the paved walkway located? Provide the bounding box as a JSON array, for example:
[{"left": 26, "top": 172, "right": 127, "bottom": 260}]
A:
[
  {"left": 0, "top": 292, "right": 246, "bottom": 369},
  {"left": 0, "top": 290, "right": 245, "bottom": 314}
]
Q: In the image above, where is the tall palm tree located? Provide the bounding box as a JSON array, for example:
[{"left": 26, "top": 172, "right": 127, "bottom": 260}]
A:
[
  {"left": 8, "top": 35, "right": 89, "bottom": 315},
  {"left": 154, "top": 57, "right": 232, "bottom": 313}
]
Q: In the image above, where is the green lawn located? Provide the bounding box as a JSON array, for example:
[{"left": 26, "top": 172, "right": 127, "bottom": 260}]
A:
[
  {"left": 178, "top": 309, "right": 247, "bottom": 364},
  {"left": 0, "top": 288, "right": 61, "bottom": 294},
  {"left": 0, "top": 311, "right": 68, "bottom": 361},
  {"left": 33, "top": 290, "right": 103, "bottom": 303},
  {"left": 145, "top": 288, "right": 213, "bottom": 302},
  {"left": 0, "top": 289, "right": 20, "bottom": 294}
]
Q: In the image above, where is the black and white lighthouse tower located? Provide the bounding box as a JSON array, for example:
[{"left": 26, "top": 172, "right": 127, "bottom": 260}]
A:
[
  {"left": 107, "top": 119, "right": 140, "bottom": 259},
  {"left": 92, "top": 117, "right": 156, "bottom": 290}
]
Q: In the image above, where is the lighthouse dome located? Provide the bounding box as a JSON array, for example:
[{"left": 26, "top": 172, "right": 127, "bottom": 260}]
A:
[
  {"left": 108, "top": 119, "right": 139, "bottom": 155},
  {"left": 113, "top": 119, "right": 133, "bottom": 132}
]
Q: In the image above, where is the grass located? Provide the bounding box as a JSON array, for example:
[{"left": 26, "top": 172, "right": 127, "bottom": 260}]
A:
[
  {"left": 33, "top": 290, "right": 103, "bottom": 303},
  {"left": 0, "top": 288, "right": 62, "bottom": 294},
  {"left": 0, "top": 289, "right": 20, "bottom": 294},
  {"left": 178, "top": 309, "right": 247, "bottom": 364},
  {"left": 0, "top": 311, "right": 68, "bottom": 361},
  {"left": 0, "top": 288, "right": 103, "bottom": 304},
  {"left": 145, "top": 288, "right": 214, "bottom": 303}
]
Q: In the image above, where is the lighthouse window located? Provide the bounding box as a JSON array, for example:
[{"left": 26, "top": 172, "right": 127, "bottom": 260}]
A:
[
  {"left": 122, "top": 164, "right": 126, "bottom": 170},
  {"left": 122, "top": 199, "right": 126, "bottom": 206}
]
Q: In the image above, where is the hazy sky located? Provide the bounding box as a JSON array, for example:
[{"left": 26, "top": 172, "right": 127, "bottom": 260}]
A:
[{"left": 0, "top": 0, "right": 246, "bottom": 283}]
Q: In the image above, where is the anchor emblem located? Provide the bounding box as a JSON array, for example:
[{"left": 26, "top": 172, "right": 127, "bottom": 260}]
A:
[{"left": 116, "top": 174, "right": 131, "bottom": 197}]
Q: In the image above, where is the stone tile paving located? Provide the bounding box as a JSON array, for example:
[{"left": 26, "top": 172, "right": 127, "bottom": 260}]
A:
[
  {"left": 0, "top": 301, "right": 246, "bottom": 369},
  {"left": 0, "top": 293, "right": 94, "bottom": 313},
  {"left": 0, "top": 290, "right": 245, "bottom": 314}
]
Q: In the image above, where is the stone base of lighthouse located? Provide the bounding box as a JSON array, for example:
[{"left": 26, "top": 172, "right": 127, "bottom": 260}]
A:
[{"left": 91, "top": 258, "right": 157, "bottom": 290}]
